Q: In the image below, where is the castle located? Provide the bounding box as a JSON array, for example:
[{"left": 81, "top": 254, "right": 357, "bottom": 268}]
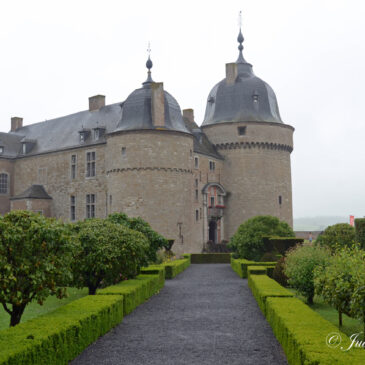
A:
[{"left": 0, "top": 28, "right": 294, "bottom": 253}]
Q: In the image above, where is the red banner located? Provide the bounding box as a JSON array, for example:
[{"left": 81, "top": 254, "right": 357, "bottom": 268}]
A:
[{"left": 350, "top": 215, "right": 355, "bottom": 227}]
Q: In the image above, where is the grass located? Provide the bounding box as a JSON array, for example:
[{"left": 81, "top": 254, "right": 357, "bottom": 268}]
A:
[
  {"left": 289, "top": 289, "right": 363, "bottom": 339},
  {"left": 0, "top": 287, "right": 88, "bottom": 330}
]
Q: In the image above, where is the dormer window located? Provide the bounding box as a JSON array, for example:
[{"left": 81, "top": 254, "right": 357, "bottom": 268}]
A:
[
  {"left": 252, "top": 90, "right": 259, "bottom": 103},
  {"left": 92, "top": 126, "right": 105, "bottom": 141},
  {"left": 22, "top": 143, "right": 27, "bottom": 154},
  {"left": 79, "top": 129, "right": 90, "bottom": 144},
  {"left": 0, "top": 146, "right": 3, "bottom": 154}
]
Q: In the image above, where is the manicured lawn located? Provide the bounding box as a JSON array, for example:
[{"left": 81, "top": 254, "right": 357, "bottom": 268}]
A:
[
  {"left": 0, "top": 287, "right": 88, "bottom": 330},
  {"left": 289, "top": 289, "right": 363, "bottom": 339}
]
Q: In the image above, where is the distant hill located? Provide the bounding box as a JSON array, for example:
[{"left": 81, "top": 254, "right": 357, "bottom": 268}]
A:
[{"left": 294, "top": 216, "right": 349, "bottom": 231}]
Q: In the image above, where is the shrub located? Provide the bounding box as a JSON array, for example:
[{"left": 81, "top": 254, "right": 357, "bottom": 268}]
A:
[
  {"left": 265, "top": 236, "right": 304, "bottom": 256},
  {"left": 229, "top": 215, "right": 294, "bottom": 261},
  {"left": 107, "top": 213, "right": 168, "bottom": 262},
  {"left": 285, "top": 244, "right": 329, "bottom": 304},
  {"left": 355, "top": 218, "right": 365, "bottom": 249},
  {"left": 272, "top": 257, "right": 288, "bottom": 287},
  {"left": 72, "top": 219, "right": 149, "bottom": 294},
  {"left": 316, "top": 223, "right": 356, "bottom": 252},
  {"left": 0, "top": 210, "right": 75, "bottom": 326}
]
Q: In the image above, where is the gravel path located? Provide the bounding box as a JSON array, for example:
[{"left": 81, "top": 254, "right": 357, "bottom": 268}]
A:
[{"left": 71, "top": 264, "right": 288, "bottom": 365}]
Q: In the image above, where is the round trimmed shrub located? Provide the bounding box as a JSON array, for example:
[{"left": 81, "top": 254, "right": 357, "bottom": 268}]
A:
[
  {"left": 316, "top": 223, "right": 355, "bottom": 252},
  {"left": 229, "top": 215, "right": 294, "bottom": 261},
  {"left": 285, "top": 244, "right": 329, "bottom": 304}
]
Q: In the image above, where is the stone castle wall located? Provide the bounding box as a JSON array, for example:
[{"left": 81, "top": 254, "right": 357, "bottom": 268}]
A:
[
  {"left": 202, "top": 121, "right": 294, "bottom": 239},
  {"left": 0, "top": 159, "right": 14, "bottom": 215},
  {"left": 106, "top": 130, "right": 195, "bottom": 254}
]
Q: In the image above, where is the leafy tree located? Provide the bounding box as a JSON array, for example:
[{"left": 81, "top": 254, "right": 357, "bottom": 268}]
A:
[
  {"left": 72, "top": 219, "right": 149, "bottom": 295},
  {"left": 229, "top": 215, "right": 294, "bottom": 261},
  {"left": 316, "top": 223, "right": 356, "bottom": 252},
  {"left": 285, "top": 244, "right": 329, "bottom": 304},
  {"left": 315, "top": 245, "right": 365, "bottom": 333},
  {"left": 0, "top": 211, "right": 75, "bottom": 326},
  {"left": 107, "top": 213, "right": 168, "bottom": 262}
]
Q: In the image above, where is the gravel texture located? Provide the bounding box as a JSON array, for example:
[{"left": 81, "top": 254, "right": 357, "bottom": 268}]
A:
[{"left": 71, "top": 264, "right": 288, "bottom": 365}]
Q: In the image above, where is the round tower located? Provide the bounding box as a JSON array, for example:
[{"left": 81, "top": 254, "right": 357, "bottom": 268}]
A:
[
  {"left": 106, "top": 56, "right": 194, "bottom": 253},
  {"left": 201, "top": 27, "right": 294, "bottom": 240}
]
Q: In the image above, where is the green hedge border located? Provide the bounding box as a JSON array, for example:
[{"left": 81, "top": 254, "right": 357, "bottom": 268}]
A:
[
  {"left": 248, "top": 274, "right": 365, "bottom": 364},
  {"left": 190, "top": 253, "right": 231, "bottom": 264},
  {"left": 231, "top": 258, "right": 276, "bottom": 278},
  {"left": 163, "top": 258, "right": 190, "bottom": 279}
]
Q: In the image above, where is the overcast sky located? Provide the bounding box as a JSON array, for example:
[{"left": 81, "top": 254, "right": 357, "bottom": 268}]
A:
[{"left": 0, "top": 0, "right": 364, "bottom": 219}]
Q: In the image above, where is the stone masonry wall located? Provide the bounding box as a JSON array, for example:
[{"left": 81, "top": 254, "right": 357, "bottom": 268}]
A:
[
  {"left": 11, "top": 199, "right": 52, "bottom": 217},
  {"left": 13, "top": 144, "right": 107, "bottom": 221},
  {"left": 0, "top": 159, "right": 14, "bottom": 215}
]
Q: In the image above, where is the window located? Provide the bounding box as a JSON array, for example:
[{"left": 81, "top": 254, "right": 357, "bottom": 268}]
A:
[
  {"left": 0, "top": 146, "right": 3, "bottom": 154},
  {"left": 190, "top": 149, "right": 192, "bottom": 156},
  {"left": 109, "top": 195, "right": 112, "bottom": 210},
  {"left": 80, "top": 133, "right": 85, "bottom": 143},
  {"left": 71, "top": 154, "right": 77, "bottom": 179},
  {"left": 209, "top": 161, "right": 215, "bottom": 171},
  {"left": 86, "top": 151, "right": 96, "bottom": 177},
  {"left": 195, "top": 179, "right": 198, "bottom": 188},
  {"left": 195, "top": 189, "right": 199, "bottom": 201},
  {"left": 70, "top": 196, "right": 76, "bottom": 221},
  {"left": 22, "top": 143, "right": 26, "bottom": 154},
  {"left": 194, "top": 157, "right": 199, "bottom": 169},
  {"left": 200, "top": 208, "right": 202, "bottom": 219},
  {"left": 0, "top": 173, "right": 8, "bottom": 194},
  {"left": 86, "top": 194, "right": 95, "bottom": 218},
  {"left": 121, "top": 147, "right": 126, "bottom": 157},
  {"left": 210, "top": 196, "right": 215, "bottom": 207},
  {"left": 195, "top": 209, "right": 199, "bottom": 222},
  {"left": 279, "top": 195, "right": 282, "bottom": 205},
  {"left": 238, "top": 126, "right": 246, "bottom": 136},
  {"left": 38, "top": 168, "right": 47, "bottom": 185},
  {"left": 94, "top": 129, "right": 100, "bottom": 141}
]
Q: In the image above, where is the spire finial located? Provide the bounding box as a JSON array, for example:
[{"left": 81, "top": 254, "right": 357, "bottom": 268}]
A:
[
  {"left": 143, "top": 41, "right": 154, "bottom": 85},
  {"left": 236, "top": 11, "right": 246, "bottom": 63}
]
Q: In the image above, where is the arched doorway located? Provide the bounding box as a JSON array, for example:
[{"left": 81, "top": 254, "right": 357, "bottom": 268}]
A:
[{"left": 208, "top": 220, "right": 217, "bottom": 243}]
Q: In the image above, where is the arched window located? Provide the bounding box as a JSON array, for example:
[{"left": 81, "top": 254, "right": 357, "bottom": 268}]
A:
[{"left": 0, "top": 173, "right": 8, "bottom": 194}]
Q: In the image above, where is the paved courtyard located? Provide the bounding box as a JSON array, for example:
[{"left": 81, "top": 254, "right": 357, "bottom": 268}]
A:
[{"left": 72, "top": 264, "right": 287, "bottom": 365}]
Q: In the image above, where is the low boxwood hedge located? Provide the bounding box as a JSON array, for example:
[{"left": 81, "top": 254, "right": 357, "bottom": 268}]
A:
[
  {"left": 247, "top": 266, "right": 267, "bottom": 277},
  {"left": 248, "top": 274, "right": 294, "bottom": 314},
  {"left": 266, "top": 297, "right": 365, "bottom": 364},
  {"left": 163, "top": 258, "right": 190, "bottom": 279},
  {"left": 231, "top": 258, "right": 277, "bottom": 278},
  {"left": 97, "top": 274, "right": 161, "bottom": 315},
  {"left": 190, "top": 253, "right": 231, "bottom": 264},
  {"left": 0, "top": 295, "right": 123, "bottom": 365},
  {"left": 140, "top": 265, "right": 165, "bottom": 290}
]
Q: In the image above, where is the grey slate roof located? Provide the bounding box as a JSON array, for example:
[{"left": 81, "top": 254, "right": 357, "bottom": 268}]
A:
[
  {"left": 10, "top": 185, "right": 52, "bottom": 200},
  {"left": 0, "top": 133, "right": 23, "bottom": 158},
  {"left": 202, "top": 47, "right": 282, "bottom": 126},
  {"left": 115, "top": 85, "right": 190, "bottom": 134}
]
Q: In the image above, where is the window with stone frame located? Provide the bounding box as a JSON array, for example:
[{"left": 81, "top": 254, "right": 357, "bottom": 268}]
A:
[
  {"left": 195, "top": 209, "right": 199, "bottom": 222},
  {"left": 209, "top": 161, "right": 215, "bottom": 171},
  {"left": 70, "top": 195, "right": 76, "bottom": 221},
  {"left": 194, "top": 156, "right": 199, "bottom": 169},
  {"left": 0, "top": 173, "right": 8, "bottom": 194},
  {"left": 71, "top": 154, "right": 77, "bottom": 179},
  {"left": 38, "top": 168, "right": 47, "bottom": 185},
  {"left": 195, "top": 189, "right": 199, "bottom": 201},
  {"left": 86, "top": 194, "right": 95, "bottom": 218},
  {"left": 86, "top": 151, "right": 96, "bottom": 177}
]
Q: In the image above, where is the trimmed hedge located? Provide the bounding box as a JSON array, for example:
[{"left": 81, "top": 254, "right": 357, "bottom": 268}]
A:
[
  {"left": 266, "top": 297, "right": 365, "bottom": 364},
  {"left": 140, "top": 265, "right": 165, "bottom": 290},
  {"left": 248, "top": 274, "right": 294, "bottom": 314},
  {"left": 263, "top": 236, "right": 304, "bottom": 255},
  {"left": 97, "top": 273, "right": 161, "bottom": 315},
  {"left": 190, "top": 253, "right": 231, "bottom": 264},
  {"left": 247, "top": 265, "right": 267, "bottom": 277},
  {"left": 163, "top": 258, "right": 190, "bottom": 279},
  {"left": 231, "top": 258, "right": 277, "bottom": 278},
  {"left": 355, "top": 218, "right": 365, "bottom": 248},
  {"left": 182, "top": 254, "right": 191, "bottom": 263},
  {"left": 0, "top": 295, "right": 123, "bottom": 365}
]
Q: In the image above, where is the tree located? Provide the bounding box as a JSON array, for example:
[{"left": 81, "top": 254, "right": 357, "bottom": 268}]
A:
[
  {"left": 0, "top": 211, "right": 75, "bottom": 327},
  {"left": 107, "top": 213, "right": 168, "bottom": 262},
  {"left": 285, "top": 244, "right": 329, "bottom": 304},
  {"left": 229, "top": 215, "right": 294, "bottom": 261},
  {"left": 72, "top": 219, "right": 149, "bottom": 295},
  {"left": 316, "top": 223, "right": 356, "bottom": 252},
  {"left": 315, "top": 245, "right": 365, "bottom": 332}
]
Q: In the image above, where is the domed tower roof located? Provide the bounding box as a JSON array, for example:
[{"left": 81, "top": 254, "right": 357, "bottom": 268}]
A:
[
  {"left": 116, "top": 53, "right": 190, "bottom": 134},
  {"left": 202, "top": 26, "right": 282, "bottom": 126}
]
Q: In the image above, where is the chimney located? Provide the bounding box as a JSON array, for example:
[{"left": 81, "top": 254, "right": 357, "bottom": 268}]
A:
[
  {"left": 11, "top": 117, "right": 23, "bottom": 132},
  {"left": 89, "top": 95, "right": 105, "bottom": 111},
  {"left": 151, "top": 82, "right": 165, "bottom": 127},
  {"left": 225, "top": 63, "right": 238, "bottom": 85},
  {"left": 183, "top": 109, "right": 195, "bottom": 124}
]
